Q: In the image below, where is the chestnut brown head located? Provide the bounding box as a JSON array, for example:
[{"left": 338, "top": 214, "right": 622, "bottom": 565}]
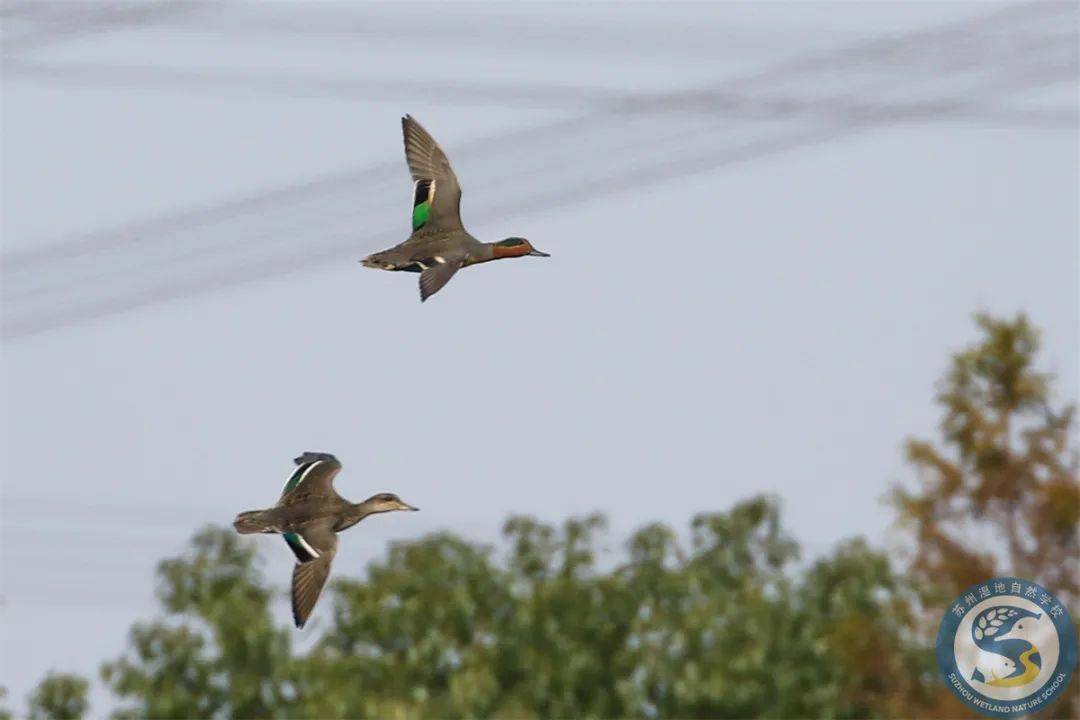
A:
[{"left": 492, "top": 237, "right": 550, "bottom": 259}]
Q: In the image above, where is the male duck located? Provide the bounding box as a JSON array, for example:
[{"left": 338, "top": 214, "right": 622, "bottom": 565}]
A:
[
  {"left": 361, "top": 115, "right": 549, "bottom": 301},
  {"left": 233, "top": 451, "right": 418, "bottom": 628}
]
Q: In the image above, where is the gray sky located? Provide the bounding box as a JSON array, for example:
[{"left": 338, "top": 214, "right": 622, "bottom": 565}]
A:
[{"left": 2, "top": 1, "right": 1077, "bottom": 713}]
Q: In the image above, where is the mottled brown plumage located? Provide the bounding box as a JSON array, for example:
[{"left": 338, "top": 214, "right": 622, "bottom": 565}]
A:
[{"left": 233, "top": 452, "right": 418, "bottom": 628}]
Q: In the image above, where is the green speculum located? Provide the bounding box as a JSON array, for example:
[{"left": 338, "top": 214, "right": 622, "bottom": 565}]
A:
[
  {"left": 412, "top": 202, "right": 431, "bottom": 231},
  {"left": 284, "top": 532, "right": 317, "bottom": 562},
  {"left": 282, "top": 465, "right": 307, "bottom": 495}
]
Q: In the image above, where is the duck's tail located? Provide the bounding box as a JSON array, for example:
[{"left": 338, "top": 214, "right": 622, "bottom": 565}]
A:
[
  {"left": 360, "top": 252, "right": 393, "bottom": 270},
  {"left": 233, "top": 509, "right": 277, "bottom": 534}
]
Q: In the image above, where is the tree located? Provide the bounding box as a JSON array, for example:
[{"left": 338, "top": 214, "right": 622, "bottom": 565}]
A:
[
  {"left": 894, "top": 312, "right": 1078, "bottom": 604},
  {"left": 893, "top": 312, "right": 1079, "bottom": 716},
  {"left": 304, "top": 532, "right": 510, "bottom": 718},
  {"left": 100, "top": 527, "right": 300, "bottom": 718},
  {"left": 26, "top": 673, "right": 89, "bottom": 720},
  {"left": 301, "top": 497, "right": 932, "bottom": 718},
  {"left": 0, "top": 687, "right": 13, "bottom": 720},
  {"left": 614, "top": 497, "right": 802, "bottom": 718},
  {"left": 615, "top": 500, "right": 935, "bottom": 718},
  {"left": 793, "top": 539, "right": 936, "bottom": 718},
  {"left": 30, "top": 312, "right": 1074, "bottom": 718},
  {"left": 89, "top": 499, "right": 933, "bottom": 719}
]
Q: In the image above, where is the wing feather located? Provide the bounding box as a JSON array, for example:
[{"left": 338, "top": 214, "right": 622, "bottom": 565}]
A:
[
  {"left": 402, "top": 115, "right": 463, "bottom": 233},
  {"left": 288, "top": 523, "right": 338, "bottom": 628},
  {"left": 279, "top": 455, "right": 342, "bottom": 505},
  {"left": 419, "top": 254, "right": 465, "bottom": 302}
]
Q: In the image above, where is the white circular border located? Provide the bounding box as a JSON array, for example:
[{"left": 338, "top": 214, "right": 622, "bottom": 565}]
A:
[{"left": 952, "top": 595, "right": 1060, "bottom": 702}]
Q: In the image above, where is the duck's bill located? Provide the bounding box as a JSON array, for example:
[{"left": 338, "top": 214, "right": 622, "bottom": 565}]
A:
[
  {"left": 396, "top": 502, "right": 420, "bottom": 512},
  {"left": 529, "top": 249, "right": 551, "bottom": 257}
]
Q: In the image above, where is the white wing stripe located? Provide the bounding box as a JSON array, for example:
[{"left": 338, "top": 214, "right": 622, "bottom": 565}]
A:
[
  {"left": 282, "top": 460, "right": 325, "bottom": 495},
  {"left": 296, "top": 534, "right": 321, "bottom": 559}
]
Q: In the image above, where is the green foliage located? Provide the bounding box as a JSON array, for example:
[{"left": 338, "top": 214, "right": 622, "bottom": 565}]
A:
[
  {"left": 26, "top": 674, "right": 89, "bottom": 720},
  {"left": 87, "top": 498, "right": 933, "bottom": 719},
  {"left": 0, "top": 687, "right": 13, "bottom": 720},
  {"left": 20, "top": 313, "right": 1075, "bottom": 719},
  {"left": 311, "top": 532, "right": 510, "bottom": 718},
  {"left": 794, "top": 540, "right": 936, "bottom": 717},
  {"left": 100, "top": 527, "right": 300, "bottom": 719}
]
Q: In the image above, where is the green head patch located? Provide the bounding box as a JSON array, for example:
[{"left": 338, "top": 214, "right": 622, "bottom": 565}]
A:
[{"left": 496, "top": 237, "right": 528, "bottom": 247}]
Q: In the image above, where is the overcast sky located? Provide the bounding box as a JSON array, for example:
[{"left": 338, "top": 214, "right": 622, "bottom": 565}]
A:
[{"left": 2, "top": 1, "right": 1077, "bottom": 713}]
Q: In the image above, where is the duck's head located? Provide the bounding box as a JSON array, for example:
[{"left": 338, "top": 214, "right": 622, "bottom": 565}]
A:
[
  {"left": 363, "top": 492, "right": 420, "bottom": 514},
  {"left": 492, "top": 237, "right": 550, "bottom": 259},
  {"left": 995, "top": 609, "right": 1043, "bottom": 644}
]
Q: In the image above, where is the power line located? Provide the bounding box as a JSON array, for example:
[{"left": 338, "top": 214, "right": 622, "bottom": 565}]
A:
[
  {"left": 5, "top": 57, "right": 1074, "bottom": 128},
  {"left": 4, "top": 2, "right": 1066, "bottom": 276},
  {"left": 4, "top": 2, "right": 1071, "bottom": 569},
  {"left": 0, "top": 0, "right": 200, "bottom": 55},
  {"left": 139, "top": 1, "right": 811, "bottom": 59},
  {"left": 7, "top": 60, "right": 1074, "bottom": 309},
  {"left": 2, "top": 2, "right": 1074, "bottom": 340},
  {"left": 2, "top": 11, "right": 1071, "bottom": 338}
]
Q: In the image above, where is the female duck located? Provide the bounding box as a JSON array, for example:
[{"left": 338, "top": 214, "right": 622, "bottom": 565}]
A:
[{"left": 234, "top": 452, "right": 418, "bottom": 628}]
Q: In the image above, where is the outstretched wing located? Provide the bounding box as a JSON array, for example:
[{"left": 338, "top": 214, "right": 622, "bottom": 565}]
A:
[
  {"left": 279, "top": 453, "right": 342, "bottom": 506},
  {"left": 402, "top": 115, "right": 464, "bottom": 234},
  {"left": 419, "top": 253, "right": 466, "bottom": 302},
  {"left": 287, "top": 521, "right": 338, "bottom": 628}
]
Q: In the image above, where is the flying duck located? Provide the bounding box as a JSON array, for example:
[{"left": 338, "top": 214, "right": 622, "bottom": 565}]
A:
[
  {"left": 361, "top": 115, "right": 549, "bottom": 301},
  {"left": 233, "top": 451, "right": 418, "bottom": 628}
]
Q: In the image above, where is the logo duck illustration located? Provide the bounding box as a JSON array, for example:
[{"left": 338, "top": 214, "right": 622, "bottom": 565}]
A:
[{"left": 970, "top": 606, "right": 1043, "bottom": 688}]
